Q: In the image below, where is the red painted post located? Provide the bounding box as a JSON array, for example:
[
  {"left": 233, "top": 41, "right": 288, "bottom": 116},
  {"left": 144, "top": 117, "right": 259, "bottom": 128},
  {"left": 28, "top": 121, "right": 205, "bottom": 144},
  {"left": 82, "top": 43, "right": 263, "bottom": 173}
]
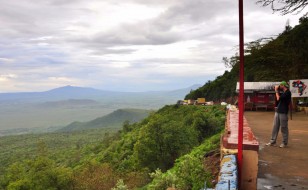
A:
[{"left": 238, "top": 0, "right": 244, "bottom": 188}]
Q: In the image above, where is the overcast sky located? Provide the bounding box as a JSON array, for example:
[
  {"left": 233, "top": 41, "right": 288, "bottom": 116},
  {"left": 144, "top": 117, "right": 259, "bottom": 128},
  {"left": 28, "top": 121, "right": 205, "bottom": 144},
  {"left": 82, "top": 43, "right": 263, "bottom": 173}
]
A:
[{"left": 0, "top": 0, "right": 307, "bottom": 92}]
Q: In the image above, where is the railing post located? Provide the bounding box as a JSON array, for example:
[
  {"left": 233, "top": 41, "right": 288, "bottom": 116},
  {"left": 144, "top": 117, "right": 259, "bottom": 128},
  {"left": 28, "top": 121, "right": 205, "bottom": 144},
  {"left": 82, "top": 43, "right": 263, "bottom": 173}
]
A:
[{"left": 238, "top": 0, "right": 244, "bottom": 189}]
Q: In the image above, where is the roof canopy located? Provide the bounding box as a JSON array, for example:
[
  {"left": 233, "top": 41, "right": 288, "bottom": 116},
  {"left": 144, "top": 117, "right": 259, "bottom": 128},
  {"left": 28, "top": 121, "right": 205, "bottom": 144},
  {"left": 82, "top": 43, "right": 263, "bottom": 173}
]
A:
[{"left": 236, "top": 82, "right": 280, "bottom": 93}]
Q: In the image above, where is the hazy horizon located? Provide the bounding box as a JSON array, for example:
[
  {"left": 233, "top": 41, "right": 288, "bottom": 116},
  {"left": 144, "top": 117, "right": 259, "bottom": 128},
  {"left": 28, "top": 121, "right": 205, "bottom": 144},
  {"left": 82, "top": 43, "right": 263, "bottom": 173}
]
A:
[{"left": 0, "top": 83, "right": 202, "bottom": 93}]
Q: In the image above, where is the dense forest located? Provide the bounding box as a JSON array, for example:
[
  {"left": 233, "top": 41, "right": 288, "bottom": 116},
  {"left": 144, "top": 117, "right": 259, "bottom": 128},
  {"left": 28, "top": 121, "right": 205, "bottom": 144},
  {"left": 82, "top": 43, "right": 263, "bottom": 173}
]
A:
[
  {"left": 185, "top": 16, "right": 308, "bottom": 102},
  {"left": 0, "top": 105, "right": 226, "bottom": 190}
]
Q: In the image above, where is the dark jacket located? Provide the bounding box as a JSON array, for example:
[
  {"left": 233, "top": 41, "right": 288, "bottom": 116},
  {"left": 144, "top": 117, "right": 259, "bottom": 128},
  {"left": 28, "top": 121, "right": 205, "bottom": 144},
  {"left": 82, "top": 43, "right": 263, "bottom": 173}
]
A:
[{"left": 277, "top": 89, "right": 291, "bottom": 114}]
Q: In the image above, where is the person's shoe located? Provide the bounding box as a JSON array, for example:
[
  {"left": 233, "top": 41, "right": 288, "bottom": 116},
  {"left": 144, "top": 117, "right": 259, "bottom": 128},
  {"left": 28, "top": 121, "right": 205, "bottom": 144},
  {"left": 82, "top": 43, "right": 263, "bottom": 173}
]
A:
[
  {"left": 279, "top": 144, "right": 287, "bottom": 148},
  {"left": 266, "top": 142, "right": 276, "bottom": 146}
]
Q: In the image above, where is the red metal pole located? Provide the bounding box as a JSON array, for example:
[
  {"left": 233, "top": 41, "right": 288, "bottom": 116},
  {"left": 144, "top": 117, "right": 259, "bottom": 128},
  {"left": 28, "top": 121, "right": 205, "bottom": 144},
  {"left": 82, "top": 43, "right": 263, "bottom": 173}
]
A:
[{"left": 238, "top": 0, "right": 244, "bottom": 188}]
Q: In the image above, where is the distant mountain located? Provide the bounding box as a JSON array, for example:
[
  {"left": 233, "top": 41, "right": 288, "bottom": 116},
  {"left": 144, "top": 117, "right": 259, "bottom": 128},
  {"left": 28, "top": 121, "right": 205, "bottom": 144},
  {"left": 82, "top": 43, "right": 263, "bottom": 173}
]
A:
[
  {"left": 0, "top": 86, "right": 115, "bottom": 103},
  {"left": 46, "top": 86, "right": 102, "bottom": 94},
  {"left": 0, "top": 84, "right": 201, "bottom": 103},
  {"left": 58, "top": 108, "right": 152, "bottom": 132},
  {"left": 0, "top": 84, "right": 201, "bottom": 133}
]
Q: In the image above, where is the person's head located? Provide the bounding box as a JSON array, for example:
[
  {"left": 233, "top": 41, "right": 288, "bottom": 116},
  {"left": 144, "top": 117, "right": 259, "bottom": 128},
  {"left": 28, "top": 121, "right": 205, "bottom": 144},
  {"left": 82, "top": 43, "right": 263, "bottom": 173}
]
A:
[{"left": 279, "top": 81, "right": 289, "bottom": 90}]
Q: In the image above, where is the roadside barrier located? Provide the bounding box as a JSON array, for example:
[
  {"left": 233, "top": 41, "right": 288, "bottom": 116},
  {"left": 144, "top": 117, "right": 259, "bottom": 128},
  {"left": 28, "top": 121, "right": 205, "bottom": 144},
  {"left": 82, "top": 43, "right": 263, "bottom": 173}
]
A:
[{"left": 202, "top": 108, "right": 259, "bottom": 190}]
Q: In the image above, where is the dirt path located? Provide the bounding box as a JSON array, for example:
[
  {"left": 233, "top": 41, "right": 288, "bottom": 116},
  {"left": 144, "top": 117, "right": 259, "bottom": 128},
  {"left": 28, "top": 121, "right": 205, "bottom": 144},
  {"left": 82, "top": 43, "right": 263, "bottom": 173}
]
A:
[{"left": 245, "top": 111, "right": 308, "bottom": 190}]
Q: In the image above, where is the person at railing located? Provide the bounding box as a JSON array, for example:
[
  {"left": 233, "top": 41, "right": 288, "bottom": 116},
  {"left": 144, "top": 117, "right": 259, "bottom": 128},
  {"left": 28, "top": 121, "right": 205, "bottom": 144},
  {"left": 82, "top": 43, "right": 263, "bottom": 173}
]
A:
[{"left": 266, "top": 81, "right": 291, "bottom": 148}]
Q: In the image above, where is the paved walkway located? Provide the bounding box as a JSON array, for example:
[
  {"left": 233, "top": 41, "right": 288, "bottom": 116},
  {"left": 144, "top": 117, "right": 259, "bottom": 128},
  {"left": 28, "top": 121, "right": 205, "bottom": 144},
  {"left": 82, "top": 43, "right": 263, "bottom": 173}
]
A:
[{"left": 245, "top": 111, "right": 308, "bottom": 190}]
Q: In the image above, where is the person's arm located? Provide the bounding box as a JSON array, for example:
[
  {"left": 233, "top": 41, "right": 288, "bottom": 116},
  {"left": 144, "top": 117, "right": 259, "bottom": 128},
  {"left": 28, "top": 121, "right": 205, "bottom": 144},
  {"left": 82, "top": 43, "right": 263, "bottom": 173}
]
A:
[{"left": 275, "top": 85, "right": 280, "bottom": 101}]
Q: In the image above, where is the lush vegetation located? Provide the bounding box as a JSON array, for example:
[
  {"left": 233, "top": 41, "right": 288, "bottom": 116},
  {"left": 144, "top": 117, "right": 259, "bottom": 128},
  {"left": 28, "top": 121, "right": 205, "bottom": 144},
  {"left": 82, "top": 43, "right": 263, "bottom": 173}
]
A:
[
  {"left": 0, "top": 105, "right": 226, "bottom": 190},
  {"left": 0, "top": 128, "right": 118, "bottom": 175},
  {"left": 185, "top": 16, "right": 308, "bottom": 102},
  {"left": 146, "top": 134, "right": 221, "bottom": 190},
  {"left": 58, "top": 108, "right": 153, "bottom": 132}
]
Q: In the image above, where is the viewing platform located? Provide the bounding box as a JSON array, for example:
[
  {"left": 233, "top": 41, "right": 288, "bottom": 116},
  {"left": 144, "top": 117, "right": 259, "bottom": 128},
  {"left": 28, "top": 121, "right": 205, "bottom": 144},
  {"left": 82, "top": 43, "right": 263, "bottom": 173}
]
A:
[{"left": 212, "top": 110, "right": 308, "bottom": 190}]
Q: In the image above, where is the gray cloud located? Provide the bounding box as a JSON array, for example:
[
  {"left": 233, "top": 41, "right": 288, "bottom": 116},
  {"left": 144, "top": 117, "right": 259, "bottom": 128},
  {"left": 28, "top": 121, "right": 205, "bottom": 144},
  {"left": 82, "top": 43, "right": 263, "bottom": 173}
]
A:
[
  {"left": 0, "top": 0, "right": 307, "bottom": 92},
  {"left": 89, "top": 24, "right": 180, "bottom": 46},
  {"left": 65, "top": 0, "right": 239, "bottom": 48}
]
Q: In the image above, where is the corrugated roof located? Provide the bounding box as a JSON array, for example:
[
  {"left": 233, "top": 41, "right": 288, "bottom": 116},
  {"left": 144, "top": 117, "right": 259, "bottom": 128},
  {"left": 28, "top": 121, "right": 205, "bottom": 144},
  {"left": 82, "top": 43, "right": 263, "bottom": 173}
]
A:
[{"left": 236, "top": 82, "right": 280, "bottom": 92}]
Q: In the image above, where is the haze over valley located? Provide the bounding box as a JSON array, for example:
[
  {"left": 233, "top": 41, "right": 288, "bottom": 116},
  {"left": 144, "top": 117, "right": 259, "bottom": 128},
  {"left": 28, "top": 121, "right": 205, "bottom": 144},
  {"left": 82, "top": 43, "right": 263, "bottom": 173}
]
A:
[{"left": 0, "top": 84, "right": 200, "bottom": 135}]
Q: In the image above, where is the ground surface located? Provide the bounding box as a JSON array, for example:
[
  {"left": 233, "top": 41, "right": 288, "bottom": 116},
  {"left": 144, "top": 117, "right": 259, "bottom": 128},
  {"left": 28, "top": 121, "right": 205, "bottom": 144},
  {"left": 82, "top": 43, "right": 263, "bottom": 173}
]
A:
[{"left": 245, "top": 111, "right": 308, "bottom": 190}]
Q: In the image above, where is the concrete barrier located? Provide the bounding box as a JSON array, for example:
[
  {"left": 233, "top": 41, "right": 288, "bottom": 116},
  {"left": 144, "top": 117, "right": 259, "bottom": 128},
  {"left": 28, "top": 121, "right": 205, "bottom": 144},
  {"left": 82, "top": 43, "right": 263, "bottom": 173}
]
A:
[
  {"left": 216, "top": 154, "right": 238, "bottom": 190},
  {"left": 222, "top": 110, "right": 259, "bottom": 151},
  {"left": 203, "top": 109, "right": 259, "bottom": 190}
]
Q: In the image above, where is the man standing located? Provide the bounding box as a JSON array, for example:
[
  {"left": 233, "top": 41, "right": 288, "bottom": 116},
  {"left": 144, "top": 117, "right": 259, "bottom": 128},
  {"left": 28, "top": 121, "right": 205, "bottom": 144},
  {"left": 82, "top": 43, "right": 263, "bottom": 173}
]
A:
[{"left": 266, "top": 81, "right": 292, "bottom": 148}]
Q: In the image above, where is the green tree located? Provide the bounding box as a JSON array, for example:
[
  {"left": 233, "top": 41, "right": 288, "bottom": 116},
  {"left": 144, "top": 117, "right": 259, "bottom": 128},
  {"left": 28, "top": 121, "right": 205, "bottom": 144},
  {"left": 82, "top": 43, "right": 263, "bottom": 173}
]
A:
[
  {"left": 185, "top": 17, "right": 308, "bottom": 101},
  {"left": 222, "top": 53, "right": 239, "bottom": 69},
  {"left": 133, "top": 106, "right": 224, "bottom": 172},
  {"left": 73, "top": 162, "right": 118, "bottom": 190},
  {"left": 111, "top": 179, "right": 128, "bottom": 190},
  {"left": 147, "top": 133, "right": 222, "bottom": 190},
  {"left": 3, "top": 156, "right": 73, "bottom": 190},
  {"left": 284, "top": 16, "right": 308, "bottom": 79}
]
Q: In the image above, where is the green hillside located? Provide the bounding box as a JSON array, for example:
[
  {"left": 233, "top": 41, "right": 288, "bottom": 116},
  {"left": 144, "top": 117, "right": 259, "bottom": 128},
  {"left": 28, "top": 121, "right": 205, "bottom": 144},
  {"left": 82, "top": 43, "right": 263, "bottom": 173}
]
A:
[
  {"left": 185, "top": 16, "right": 308, "bottom": 102},
  {"left": 0, "top": 105, "right": 226, "bottom": 190},
  {"left": 58, "top": 108, "right": 153, "bottom": 132},
  {"left": 3, "top": 11, "right": 307, "bottom": 190}
]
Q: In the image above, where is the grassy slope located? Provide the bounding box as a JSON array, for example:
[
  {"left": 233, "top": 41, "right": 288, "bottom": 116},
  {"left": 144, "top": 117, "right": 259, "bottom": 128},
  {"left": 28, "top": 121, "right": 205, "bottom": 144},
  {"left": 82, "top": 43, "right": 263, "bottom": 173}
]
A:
[{"left": 58, "top": 108, "right": 153, "bottom": 132}]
